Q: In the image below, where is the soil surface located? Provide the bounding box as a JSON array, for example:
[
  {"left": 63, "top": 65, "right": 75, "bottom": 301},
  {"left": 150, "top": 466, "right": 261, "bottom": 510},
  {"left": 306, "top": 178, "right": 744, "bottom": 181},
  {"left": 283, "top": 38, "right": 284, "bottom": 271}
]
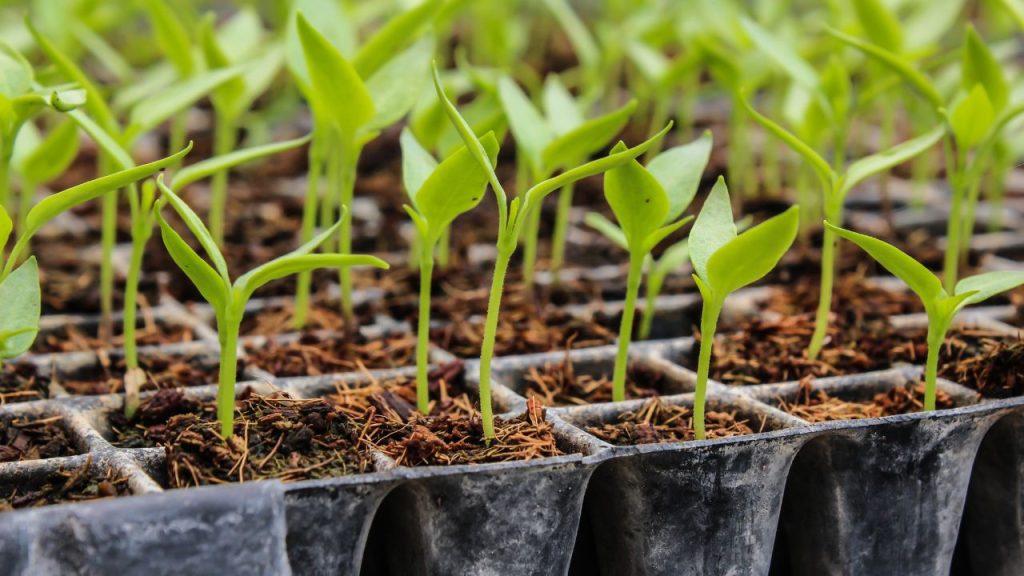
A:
[
  {"left": 757, "top": 269, "right": 924, "bottom": 319},
  {"left": 521, "top": 352, "right": 671, "bottom": 406},
  {"left": 58, "top": 352, "right": 226, "bottom": 396},
  {"left": 246, "top": 331, "right": 416, "bottom": 377},
  {"left": 0, "top": 456, "right": 130, "bottom": 511},
  {"left": 0, "top": 363, "right": 48, "bottom": 405},
  {"left": 1, "top": 414, "right": 78, "bottom": 462},
  {"left": 109, "top": 389, "right": 207, "bottom": 449},
  {"left": 775, "top": 380, "right": 956, "bottom": 422},
  {"left": 585, "top": 398, "right": 760, "bottom": 445},
  {"left": 238, "top": 301, "right": 375, "bottom": 337},
  {"left": 889, "top": 328, "right": 1024, "bottom": 399},
  {"left": 33, "top": 318, "right": 197, "bottom": 354}
]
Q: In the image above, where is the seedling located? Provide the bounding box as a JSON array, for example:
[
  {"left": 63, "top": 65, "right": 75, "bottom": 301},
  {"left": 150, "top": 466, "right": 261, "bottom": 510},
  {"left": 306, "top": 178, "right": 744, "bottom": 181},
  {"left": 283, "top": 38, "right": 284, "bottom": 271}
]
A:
[
  {"left": 583, "top": 132, "right": 712, "bottom": 399},
  {"left": 826, "top": 222, "right": 1024, "bottom": 410},
  {"left": 401, "top": 128, "right": 498, "bottom": 413},
  {"left": 689, "top": 178, "right": 799, "bottom": 439},
  {"left": 435, "top": 63, "right": 671, "bottom": 439},
  {"left": 290, "top": 5, "right": 437, "bottom": 328},
  {"left": 13, "top": 120, "right": 80, "bottom": 234},
  {"left": 743, "top": 96, "right": 943, "bottom": 359},
  {"left": 156, "top": 182, "right": 389, "bottom": 438},
  {"left": 497, "top": 74, "right": 636, "bottom": 288}
]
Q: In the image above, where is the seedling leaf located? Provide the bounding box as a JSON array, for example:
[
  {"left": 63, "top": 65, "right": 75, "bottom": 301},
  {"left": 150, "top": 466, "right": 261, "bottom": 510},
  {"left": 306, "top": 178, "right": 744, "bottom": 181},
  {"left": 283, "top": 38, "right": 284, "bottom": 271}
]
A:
[
  {"left": 689, "top": 177, "right": 736, "bottom": 281},
  {"left": 604, "top": 147, "right": 668, "bottom": 250},
  {"left": 0, "top": 257, "right": 39, "bottom": 359},
  {"left": 583, "top": 212, "right": 628, "bottom": 251},
  {"left": 541, "top": 100, "right": 636, "bottom": 172},
  {"left": 400, "top": 128, "right": 438, "bottom": 200},
  {"left": 543, "top": 75, "right": 583, "bottom": 134},
  {"left": 741, "top": 95, "right": 834, "bottom": 185},
  {"left": 353, "top": 0, "right": 442, "bottom": 78},
  {"left": 237, "top": 254, "right": 388, "bottom": 302},
  {"left": 647, "top": 131, "right": 713, "bottom": 223},
  {"left": 364, "top": 36, "right": 434, "bottom": 133},
  {"left": 852, "top": 0, "right": 902, "bottom": 52},
  {"left": 19, "top": 120, "right": 79, "bottom": 184},
  {"left": 498, "top": 76, "right": 554, "bottom": 174},
  {"left": 156, "top": 175, "right": 230, "bottom": 283},
  {"left": 127, "top": 67, "right": 244, "bottom": 140},
  {"left": 955, "top": 271, "right": 1024, "bottom": 307},
  {"left": 950, "top": 84, "right": 994, "bottom": 149},
  {"left": 962, "top": 25, "right": 1008, "bottom": 112},
  {"left": 707, "top": 206, "right": 799, "bottom": 295},
  {"left": 156, "top": 212, "right": 227, "bottom": 311},
  {"left": 840, "top": 125, "right": 945, "bottom": 197},
  {"left": 416, "top": 132, "right": 499, "bottom": 237},
  {"left": 171, "top": 135, "right": 312, "bottom": 190}
]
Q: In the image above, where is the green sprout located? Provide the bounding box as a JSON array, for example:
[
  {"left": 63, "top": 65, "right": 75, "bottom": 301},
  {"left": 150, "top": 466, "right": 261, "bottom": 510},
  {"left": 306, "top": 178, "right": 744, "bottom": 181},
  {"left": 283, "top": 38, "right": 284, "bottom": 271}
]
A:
[
  {"left": 435, "top": 63, "right": 671, "bottom": 439},
  {"left": 582, "top": 133, "right": 714, "bottom": 399},
  {"left": 826, "top": 222, "right": 1024, "bottom": 410},
  {"left": 155, "top": 182, "right": 389, "bottom": 439},
  {"left": 689, "top": 178, "right": 799, "bottom": 439},
  {"left": 401, "top": 128, "right": 498, "bottom": 414},
  {"left": 497, "top": 74, "right": 636, "bottom": 289},
  {"left": 290, "top": 5, "right": 438, "bottom": 328},
  {"left": 0, "top": 207, "right": 37, "bottom": 367}
]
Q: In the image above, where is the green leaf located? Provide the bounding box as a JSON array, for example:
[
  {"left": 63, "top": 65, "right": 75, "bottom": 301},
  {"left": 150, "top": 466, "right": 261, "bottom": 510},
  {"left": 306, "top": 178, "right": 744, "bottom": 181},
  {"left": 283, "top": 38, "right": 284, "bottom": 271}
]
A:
[
  {"left": 821, "top": 56, "right": 850, "bottom": 124},
  {"left": 541, "top": 100, "right": 636, "bottom": 172},
  {"left": 142, "top": 0, "right": 194, "bottom": 77},
  {"left": 642, "top": 216, "right": 694, "bottom": 255},
  {"left": 840, "top": 125, "right": 945, "bottom": 198},
  {"left": 0, "top": 257, "right": 39, "bottom": 359},
  {"left": 416, "top": 132, "right": 499, "bottom": 238},
  {"left": 998, "top": 0, "right": 1024, "bottom": 30},
  {"left": 0, "top": 42, "right": 32, "bottom": 98},
  {"left": 296, "top": 12, "right": 375, "bottom": 140},
  {"left": 156, "top": 212, "right": 227, "bottom": 311},
  {"left": 740, "top": 17, "right": 819, "bottom": 91},
  {"left": 904, "top": 0, "right": 965, "bottom": 50},
  {"left": 524, "top": 122, "right": 673, "bottom": 212},
  {"left": 954, "top": 271, "right": 1024, "bottom": 307},
  {"left": 364, "top": 36, "right": 434, "bottom": 133},
  {"left": 67, "top": 109, "right": 133, "bottom": 170},
  {"left": 825, "top": 26, "right": 944, "bottom": 110},
  {"left": 400, "top": 128, "right": 438, "bottom": 200},
  {"left": 825, "top": 221, "right": 945, "bottom": 304},
  {"left": 706, "top": 206, "right": 799, "bottom": 295},
  {"left": 498, "top": 76, "right": 554, "bottom": 175},
  {"left": 127, "top": 66, "right": 244, "bottom": 142},
  {"left": 741, "top": 95, "right": 834, "bottom": 185},
  {"left": 236, "top": 254, "right": 388, "bottom": 303},
  {"left": 18, "top": 120, "right": 79, "bottom": 184},
  {"left": 852, "top": 0, "right": 903, "bottom": 52},
  {"left": 583, "top": 212, "right": 628, "bottom": 251},
  {"left": 689, "top": 176, "right": 736, "bottom": 281},
  {"left": 653, "top": 238, "right": 690, "bottom": 279},
  {"left": 542, "top": 75, "right": 583, "bottom": 134},
  {"left": 0, "top": 204, "right": 10, "bottom": 253},
  {"left": 647, "top": 131, "right": 712, "bottom": 223},
  {"left": 603, "top": 142, "right": 668, "bottom": 250},
  {"left": 962, "top": 25, "right": 1008, "bottom": 112},
  {"left": 200, "top": 15, "right": 247, "bottom": 119},
  {"left": 170, "top": 135, "right": 312, "bottom": 190},
  {"left": 286, "top": 0, "right": 355, "bottom": 90},
  {"left": 950, "top": 84, "right": 995, "bottom": 150},
  {"left": 22, "top": 144, "right": 192, "bottom": 243},
  {"left": 155, "top": 175, "right": 229, "bottom": 283},
  {"left": 626, "top": 41, "right": 670, "bottom": 85},
  {"left": 353, "top": 0, "right": 442, "bottom": 79}
]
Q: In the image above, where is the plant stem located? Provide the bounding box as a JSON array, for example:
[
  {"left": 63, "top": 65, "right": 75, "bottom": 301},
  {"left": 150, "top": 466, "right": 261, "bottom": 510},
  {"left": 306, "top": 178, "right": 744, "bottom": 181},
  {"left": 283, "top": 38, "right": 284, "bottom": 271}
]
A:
[
  {"left": 17, "top": 180, "right": 34, "bottom": 237},
  {"left": 0, "top": 154, "right": 9, "bottom": 213},
  {"left": 169, "top": 113, "right": 188, "bottom": 158},
  {"left": 924, "top": 320, "right": 946, "bottom": 412},
  {"left": 639, "top": 259, "right": 661, "bottom": 341},
  {"left": 612, "top": 254, "right": 644, "bottom": 401},
  {"left": 694, "top": 297, "right": 722, "bottom": 441},
  {"left": 208, "top": 115, "right": 237, "bottom": 247},
  {"left": 217, "top": 307, "right": 242, "bottom": 439},
  {"left": 122, "top": 222, "right": 149, "bottom": 418},
  {"left": 643, "top": 93, "right": 670, "bottom": 163},
  {"left": 521, "top": 202, "right": 541, "bottom": 299},
  {"left": 477, "top": 242, "right": 513, "bottom": 441},
  {"left": 337, "top": 144, "right": 360, "bottom": 323},
  {"left": 808, "top": 197, "right": 841, "bottom": 359},
  {"left": 293, "top": 134, "right": 324, "bottom": 329},
  {"left": 549, "top": 181, "right": 574, "bottom": 284},
  {"left": 415, "top": 243, "right": 434, "bottom": 414},
  {"left": 960, "top": 147, "right": 993, "bottom": 268},
  {"left": 942, "top": 139, "right": 966, "bottom": 292},
  {"left": 99, "top": 186, "right": 117, "bottom": 343},
  {"left": 437, "top": 226, "right": 451, "bottom": 268}
]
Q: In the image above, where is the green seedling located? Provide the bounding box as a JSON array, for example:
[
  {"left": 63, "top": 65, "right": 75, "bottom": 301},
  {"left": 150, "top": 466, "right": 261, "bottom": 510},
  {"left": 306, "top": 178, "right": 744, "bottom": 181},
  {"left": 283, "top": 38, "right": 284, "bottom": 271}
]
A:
[
  {"left": 401, "top": 128, "right": 498, "bottom": 414},
  {"left": 497, "top": 74, "right": 636, "bottom": 288},
  {"left": 689, "top": 178, "right": 799, "bottom": 439},
  {"left": 73, "top": 108, "right": 308, "bottom": 417},
  {"left": 582, "top": 132, "right": 712, "bottom": 399},
  {"left": 742, "top": 95, "right": 944, "bottom": 360},
  {"left": 828, "top": 24, "right": 1024, "bottom": 292},
  {"left": 155, "top": 181, "right": 388, "bottom": 439},
  {"left": 13, "top": 119, "right": 80, "bottom": 234},
  {"left": 826, "top": 222, "right": 1024, "bottom": 410},
  {"left": 141, "top": 0, "right": 196, "bottom": 155},
  {"left": 290, "top": 5, "right": 437, "bottom": 328},
  {"left": 625, "top": 40, "right": 703, "bottom": 161},
  {"left": 435, "top": 63, "right": 671, "bottom": 439}
]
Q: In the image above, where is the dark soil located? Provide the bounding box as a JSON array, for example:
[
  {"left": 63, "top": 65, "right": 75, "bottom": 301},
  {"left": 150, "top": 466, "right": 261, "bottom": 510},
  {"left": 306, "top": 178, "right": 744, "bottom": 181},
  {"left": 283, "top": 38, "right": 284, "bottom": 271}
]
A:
[
  {"left": 0, "top": 456, "right": 131, "bottom": 511},
  {"left": 37, "top": 259, "right": 162, "bottom": 316},
  {"left": 58, "top": 352, "right": 227, "bottom": 396},
  {"left": 585, "top": 398, "right": 760, "bottom": 445},
  {"left": 758, "top": 268, "right": 924, "bottom": 319},
  {"left": 0, "top": 414, "right": 78, "bottom": 462},
  {"left": 32, "top": 318, "right": 197, "bottom": 354},
  {"left": 521, "top": 350, "right": 671, "bottom": 406},
  {"left": 238, "top": 301, "right": 375, "bottom": 337},
  {"left": 162, "top": 390, "right": 373, "bottom": 488},
  {"left": 0, "top": 363, "right": 48, "bottom": 405},
  {"left": 246, "top": 331, "right": 416, "bottom": 377},
  {"left": 326, "top": 361, "right": 478, "bottom": 421},
  {"left": 775, "top": 380, "right": 956, "bottom": 422},
  {"left": 108, "top": 389, "right": 207, "bottom": 449},
  {"left": 889, "top": 328, "right": 1024, "bottom": 399}
]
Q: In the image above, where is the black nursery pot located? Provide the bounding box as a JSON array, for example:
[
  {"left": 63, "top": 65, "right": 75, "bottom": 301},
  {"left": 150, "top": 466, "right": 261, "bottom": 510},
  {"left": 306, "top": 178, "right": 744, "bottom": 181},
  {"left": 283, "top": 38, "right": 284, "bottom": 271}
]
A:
[{"left": 746, "top": 368, "right": 1007, "bottom": 576}]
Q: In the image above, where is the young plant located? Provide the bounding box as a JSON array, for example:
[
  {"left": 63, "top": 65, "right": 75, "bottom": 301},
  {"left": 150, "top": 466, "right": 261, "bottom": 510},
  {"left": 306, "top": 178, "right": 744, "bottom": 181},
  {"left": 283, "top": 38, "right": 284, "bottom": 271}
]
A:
[
  {"left": 742, "top": 97, "right": 944, "bottom": 359},
  {"left": 826, "top": 222, "right": 1024, "bottom": 411},
  {"left": 155, "top": 182, "right": 389, "bottom": 439},
  {"left": 401, "top": 128, "right": 498, "bottom": 413},
  {"left": 689, "top": 178, "right": 799, "bottom": 439},
  {"left": 0, "top": 207, "right": 38, "bottom": 368},
  {"left": 435, "top": 64, "right": 671, "bottom": 439},
  {"left": 13, "top": 119, "right": 80, "bottom": 234},
  {"left": 497, "top": 74, "right": 636, "bottom": 288},
  {"left": 290, "top": 4, "right": 438, "bottom": 328}
]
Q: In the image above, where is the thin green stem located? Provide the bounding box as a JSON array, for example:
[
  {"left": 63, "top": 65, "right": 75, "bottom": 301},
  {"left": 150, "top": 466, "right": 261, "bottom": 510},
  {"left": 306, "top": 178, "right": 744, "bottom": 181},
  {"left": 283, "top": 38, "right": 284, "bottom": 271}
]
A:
[
  {"left": 122, "top": 219, "right": 150, "bottom": 419},
  {"left": 208, "top": 115, "right": 237, "bottom": 247},
  {"left": 17, "top": 179, "right": 34, "bottom": 237},
  {"left": 643, "top": 93, "right": 670, "bottom": 163},
  {"left": 294, "top": 135, "right": 324, "bottom": 329},
  {"left": 612, "top": 254, "right": 644, "bottom": 402},
  {"left": 217, "top": 307, "right": 242, "bottom": 439},
  {"left": 549, "top": 181, "right": 574, "bottom": 284},
  {"left": 960, "top": 145, "right": 994, "bottom": 267},
  {"left": 0, "top": 155, "right": 9, "bottom": 213},
  {"left": 337, "top": 144, "right": 360, "bottom": 323},
  {"left": 478, "top": 242, "right": 513, "bottom": 441},
  {"left": 100, "top": 186, "right": 117, "bottom": 343},
  {"left": 924, "top": 320, "right": 946, "bottom": 412},
  {"left": 416, "top": 243, "right": 434, "bottom": 414},
  {"left": 942, "top": 138, "right": 965, "bottom": 292},
  {"left": 639, "top": 260, "right": 661, "bottom": 341},
  {"left": 808, "top": 198, "right": 841, "bottom": 359},
  {"left": 521, "top": 202, "right": 541, "bottom": 299},
  {"left": 694, "top": 297, "right": 722, "bottom": 441},
  {"left": 437, "top": 226, "right": 451, "bottom": 268},
  {"left": 169, "top": 113, "right": 188, "bottom": 158}
]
